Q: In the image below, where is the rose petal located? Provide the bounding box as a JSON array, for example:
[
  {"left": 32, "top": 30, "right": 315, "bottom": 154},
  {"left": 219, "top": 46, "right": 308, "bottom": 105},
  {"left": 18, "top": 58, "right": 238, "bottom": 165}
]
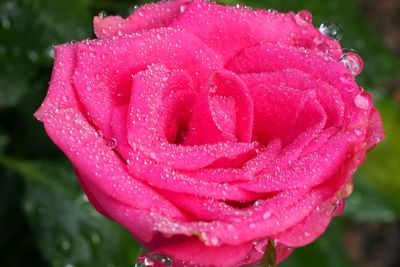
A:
[
  {"left": 94, "top": 0, "right": 190, "bottom": 39},
  {"left": 72, "top": 28, "right": 223, "bottom": 139},
  {"left": 172, "top": 1, "right": 341, "bottom": 62},
  {"left": 241, "top": 69, "right": 345, "bottom": 128},
  {"left": 34, "top": 44, "right": 79, "bottom": 119},
  {"left": 273, "top": 200, "right": 333, "bottom": 247},
  {"left": 38, "top": 107, "right": 185, "bottom": 219},
  {"left": 127, "top": 151, "right": 259, "bottom": 201},
  {"left": 185, "top": 70, "right": 253, "bottom": 144},
  {"left": 154, "top": 237, "right": 254, "bottom": 267},
  {"left": 241, "top": 134, "right": 351, "bottom": 193}
]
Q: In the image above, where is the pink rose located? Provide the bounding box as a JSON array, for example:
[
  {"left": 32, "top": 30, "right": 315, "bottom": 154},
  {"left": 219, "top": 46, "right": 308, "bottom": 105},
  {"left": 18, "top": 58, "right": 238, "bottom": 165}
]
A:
[{"left": 35, "top": 0, "right": 384, "bottom": 266}]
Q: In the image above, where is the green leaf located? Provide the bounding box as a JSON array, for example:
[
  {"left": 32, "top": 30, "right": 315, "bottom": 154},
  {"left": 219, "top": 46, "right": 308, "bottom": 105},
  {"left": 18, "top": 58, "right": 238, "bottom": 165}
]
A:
[
  {"left": 0, "top": 0, "right": 92, "bottom": 108},
  {"left": 0, "top": 157, "right": 140, "bottom": 267},
  {"left": 279, "top": 220, "right": 354, "bottom": 267}
]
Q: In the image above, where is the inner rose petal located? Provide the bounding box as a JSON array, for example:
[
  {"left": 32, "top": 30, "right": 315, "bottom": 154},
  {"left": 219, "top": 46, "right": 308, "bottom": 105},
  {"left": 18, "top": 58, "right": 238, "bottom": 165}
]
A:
[
  {"left": 185, "top": 70, "right": 253, "bottom": 145},
  {"left": 127, "top": 64, "right": 256, "bottom": 170}
]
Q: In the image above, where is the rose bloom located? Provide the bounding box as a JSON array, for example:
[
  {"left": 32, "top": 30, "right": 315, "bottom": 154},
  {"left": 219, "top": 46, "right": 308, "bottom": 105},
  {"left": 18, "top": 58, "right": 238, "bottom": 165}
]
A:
[{"left": 35, "top": 0, "right": 384, "bottom": 266}]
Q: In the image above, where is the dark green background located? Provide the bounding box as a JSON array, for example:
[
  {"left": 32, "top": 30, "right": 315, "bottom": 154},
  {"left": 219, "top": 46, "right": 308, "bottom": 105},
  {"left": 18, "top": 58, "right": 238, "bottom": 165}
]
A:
[{"left": 1, "top": 0, "right": 399, "bottom": 266}]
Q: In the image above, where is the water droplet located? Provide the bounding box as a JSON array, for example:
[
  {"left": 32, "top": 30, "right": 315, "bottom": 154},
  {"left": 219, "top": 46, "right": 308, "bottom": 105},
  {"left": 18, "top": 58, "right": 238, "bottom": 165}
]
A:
[
  {"left": 319, "top": 21, "right": 343, "bottom": 40},
  {"left": 135, "top": 254, "right": 172, "bottom": 267},
  {"left": 317, "top": 42, "right": 330, "bottom": 53},
  {"left": 263, "top": 211, "right": 272, "bottom": 219},
  {"left": 98, "top": 11, "right": 108, "bottom": 18},
  {"left": 340, "top": 49, "right": 364, "bottom": 76},
  {"left": 61, "top": 240, "right": 71, "bottom": 250},
  {"left": 179, "top": 1, "right": 191, "bottom": 13},
  {"left": 27, "top": 50, "right": 39, "bottom": 61},
  {"left": 249, "top": 223, "right": 256, "bottom": 229},
  {"left": 304, "top": 231, "right": 311, "bottom": 237},
  {"left": 354, "top": 93, "right": 370, "bottom": 110},
  {"left": 91, "top": 233, "right": 101, "bottom": 244},
  {"left": 339, "top": 73, "right": 353, "bottom": 85},
  {"left": 96, "top": 130, "right": 104, "bottom": 138},
  {"left": 353, "top": 129, "right": 363, "bottom": 136},
  {"left": 210, "top": 237, "right": 219, "bottom": 246},
  {"left": 46, "top": 46, "right": 55, "bottom": 59},
  {"left": 2, "top": 17, "right": 10, "bottom": 29},
  {"left": 294, "top": 10, "right": 312, "bottom": 27},
  {"left": 332, "top": 199, "right": 346, "bottom": 217},
  {"left": 107, "top": 138, "right": 117, "bottom": 149}
]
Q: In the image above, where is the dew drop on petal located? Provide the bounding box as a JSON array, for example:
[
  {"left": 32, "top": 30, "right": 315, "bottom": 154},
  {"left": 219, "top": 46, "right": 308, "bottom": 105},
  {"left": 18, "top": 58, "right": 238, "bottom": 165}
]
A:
[
  {"left": 135, "top": 254, "right": 172, "bottom": 267},
  {"left": 332, "top": 199, "right": 346, "bottom": 217},
  {"left": 339, "top": 73, "right": 354, "bottom": 85},
  {"left": 107, "top": 138, "right": 117, "bottom": 149},
  {"left": 353, "top": 129, "right": 363, "bottom": 136},
  {"left": 179, "top": 1, "right": 191, "bottom": 13},
  {"left": 294, "top": 10, "right": 312, "bottom": 27},
  {"left": 340, "top": 49, "right": 364, "bottom": 76},
  {"left": 354, "top": 93, "right": 370, "bottom": 110},
  {"left": 98, "top": 11, "right": 108, "bottom": 18},
  {"left": 319, "top": 21, "right": 343, "bottom": 40},
  {"left": 210, "top": 237, "right": 220, "bottom": 246},
  {"left": 263, "top": 211, "right": 272, "bottom": 219}
]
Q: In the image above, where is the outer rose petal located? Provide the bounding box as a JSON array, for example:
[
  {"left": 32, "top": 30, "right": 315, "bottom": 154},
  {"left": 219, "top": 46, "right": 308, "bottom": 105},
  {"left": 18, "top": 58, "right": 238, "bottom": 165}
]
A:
[
  {"left": 94, "top": 0, "right": 190, "bottom": 38},
  {"left": 171, "top": 0, "right": 342, "bottom": 61},
  {"left": 155, "top": 238, "right": 254, "bottom": 267}
]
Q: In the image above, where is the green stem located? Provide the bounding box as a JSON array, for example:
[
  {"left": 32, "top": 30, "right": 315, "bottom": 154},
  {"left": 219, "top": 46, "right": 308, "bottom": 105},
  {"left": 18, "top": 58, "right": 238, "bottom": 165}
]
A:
[{"left": 260, "top": 240, "right": 277, "bottom": 267}]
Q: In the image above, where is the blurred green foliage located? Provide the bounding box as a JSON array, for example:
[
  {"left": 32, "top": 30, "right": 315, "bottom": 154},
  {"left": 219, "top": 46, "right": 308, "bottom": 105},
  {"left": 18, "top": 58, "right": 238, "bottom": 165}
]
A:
[{"left": 0, "top": 0, "right": 399, "bottom": 266}]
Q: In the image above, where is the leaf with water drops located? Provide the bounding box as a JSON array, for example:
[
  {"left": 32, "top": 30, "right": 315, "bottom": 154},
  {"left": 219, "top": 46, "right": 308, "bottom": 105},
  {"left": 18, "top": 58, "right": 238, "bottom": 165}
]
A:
[{"left": 0, "top": 157, "right": 139, "bottom": 267}]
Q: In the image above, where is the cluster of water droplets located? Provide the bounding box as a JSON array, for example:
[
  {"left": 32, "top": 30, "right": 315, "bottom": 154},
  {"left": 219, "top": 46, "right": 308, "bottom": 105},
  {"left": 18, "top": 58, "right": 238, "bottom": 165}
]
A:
[
  {"left": 135, "top": 254, "right": 173, "bottom": 267},
  {"left": 318, "top": 20, "right": 364, "bottom": 77}
]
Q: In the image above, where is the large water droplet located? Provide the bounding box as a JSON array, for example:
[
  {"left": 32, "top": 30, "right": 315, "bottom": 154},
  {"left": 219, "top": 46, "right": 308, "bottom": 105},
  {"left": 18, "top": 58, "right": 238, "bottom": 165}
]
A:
[
  {"left": 319, "top": 21, "right": 343, "bottom": 40},
  {"left": 179, "top": 4, "right": 187, "bottom": 13},
  {"left": 294, "top": 10, "right": 312, "bottom": 27},
  {"left": 135, "top": 254, "right": 172, "bottom": 267},
  {"left": 2, "top": 17, "right": 10, "bottom": 29},
  {"left": 263, "top": 211, "right": 272, "bottom": 219},
  {"left": 98, "top": 11, "right": 108, "bottom": 18},
  {"left": 340, "top": 49, "right": 364, "bottom": 76},
  {"left": 91, "top": 233, "right": 101, "bottom": 244},
  {"left": 107, "top": 138, "right": 117, "bottom": 149},
  {"left": 27, "top": 50, "right": 39, "bottom": 61},
  {"left": 354, "top": 93, "right": 370, "bottom": 110},
  {"left": 332, "top": 199, "right": 346, "bottom": 217}
]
